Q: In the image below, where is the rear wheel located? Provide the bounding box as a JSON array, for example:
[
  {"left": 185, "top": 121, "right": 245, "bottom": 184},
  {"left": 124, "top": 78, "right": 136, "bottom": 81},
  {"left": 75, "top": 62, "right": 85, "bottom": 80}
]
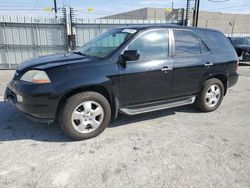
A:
[
  {"left": 59, "top": 91, "right": 111, "bottom": 140},
  {"left": 195, "top": 78, "right": 224, "bottom": 112}
]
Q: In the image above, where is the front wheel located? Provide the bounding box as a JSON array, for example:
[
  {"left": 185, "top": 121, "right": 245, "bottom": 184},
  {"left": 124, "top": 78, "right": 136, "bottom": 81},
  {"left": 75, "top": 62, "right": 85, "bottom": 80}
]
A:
[
  {"left": 59, "top": 91, "right": 111, "bottom": 140},
  {"left": 195, "top": 78, "right": 224, "bottom": 112}
]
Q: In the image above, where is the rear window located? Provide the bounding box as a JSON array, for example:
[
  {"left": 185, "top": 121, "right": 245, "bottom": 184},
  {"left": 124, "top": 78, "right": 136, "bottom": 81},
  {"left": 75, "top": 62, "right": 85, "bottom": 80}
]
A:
[{"left": 202, "top": 30, "right": 234, "bottom": 53}]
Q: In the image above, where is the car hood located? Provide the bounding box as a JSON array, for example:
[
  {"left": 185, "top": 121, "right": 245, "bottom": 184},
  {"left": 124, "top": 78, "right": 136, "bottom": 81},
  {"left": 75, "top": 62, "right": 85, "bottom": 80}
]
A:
[{"left": 17, "top": 53, "right": 96, "bottom": 72}]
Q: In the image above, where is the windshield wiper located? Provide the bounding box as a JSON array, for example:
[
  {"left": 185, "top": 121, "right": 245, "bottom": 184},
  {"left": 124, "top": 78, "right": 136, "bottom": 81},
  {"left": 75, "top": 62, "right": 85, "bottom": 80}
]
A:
[{"left": 73, "top": 51, "right": 88, "bottom": 56}]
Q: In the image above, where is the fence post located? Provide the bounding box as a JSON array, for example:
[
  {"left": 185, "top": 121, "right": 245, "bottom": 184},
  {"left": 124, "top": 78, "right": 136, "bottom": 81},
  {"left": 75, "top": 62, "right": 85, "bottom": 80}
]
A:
[
  {"left": 69, "top": 7, "right": 76, "bottom": 50},
  {"left": 62, "top": 7, "right": 69, "bottom": 51},
  {"left": 2, "top": 22, "right": 11, "bottom": 69},
  {"left": 35, "top": 24, "right": 40, "bottom": 56}
]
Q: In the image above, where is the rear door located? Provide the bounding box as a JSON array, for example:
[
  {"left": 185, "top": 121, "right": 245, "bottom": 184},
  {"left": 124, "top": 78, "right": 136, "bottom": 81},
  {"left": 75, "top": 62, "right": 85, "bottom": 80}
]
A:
[
  {"left": 118, "top": 29, "right": 174, "bottom": 107},
  {"left": 171, "top": 29, "right": 214, "bottom": 98}
]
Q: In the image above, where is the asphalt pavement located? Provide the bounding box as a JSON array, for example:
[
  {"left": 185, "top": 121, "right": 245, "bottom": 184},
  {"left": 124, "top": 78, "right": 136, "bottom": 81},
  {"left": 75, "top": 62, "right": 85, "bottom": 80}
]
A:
[{"left": 0, "top": 65, "right": 250, "bottom": 188}]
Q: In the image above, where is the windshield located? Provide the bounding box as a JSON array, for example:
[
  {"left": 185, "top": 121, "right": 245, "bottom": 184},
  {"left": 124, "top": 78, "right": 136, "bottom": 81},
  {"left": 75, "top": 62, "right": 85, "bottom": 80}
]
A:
[
  {"left": 76, "top": 28, "right": 137, "bottom": 58},
  {"left": 232, "top": 37, "right": 250, "bottom": 45}
]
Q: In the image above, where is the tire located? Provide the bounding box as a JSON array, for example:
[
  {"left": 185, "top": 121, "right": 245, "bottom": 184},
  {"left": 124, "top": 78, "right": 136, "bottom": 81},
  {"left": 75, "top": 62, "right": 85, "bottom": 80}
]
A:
[
  {"left": 195, "top": 78, "right": 224, "bottom": 112},
  {"left": 59, "top": 91, "right": 111, "bottom": 140}
]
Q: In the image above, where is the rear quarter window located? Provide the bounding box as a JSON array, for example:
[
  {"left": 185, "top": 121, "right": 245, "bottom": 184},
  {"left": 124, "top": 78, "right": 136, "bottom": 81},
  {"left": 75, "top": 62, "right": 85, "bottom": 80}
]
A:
[{"left": 201, "top": 30, "right": 235, "bottom": 53}]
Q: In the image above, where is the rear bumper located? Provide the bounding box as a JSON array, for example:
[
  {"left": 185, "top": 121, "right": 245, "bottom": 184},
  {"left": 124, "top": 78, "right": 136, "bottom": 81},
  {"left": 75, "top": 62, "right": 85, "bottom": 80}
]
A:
[
  {"left": 4, "top": 80, "right": 61, "bottom": 123},
  {"left": 228, "top": 72, "right": 239, "bottom": 88}
]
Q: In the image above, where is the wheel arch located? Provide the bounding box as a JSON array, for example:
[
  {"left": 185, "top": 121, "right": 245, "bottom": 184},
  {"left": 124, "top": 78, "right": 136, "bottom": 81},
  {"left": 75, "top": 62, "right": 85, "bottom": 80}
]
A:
[
  {"left": 205, "top": 73, "right": 228, "bottom": 95},
  {"left": 55, "top": 85, "right": 118, "bottom": 121}
]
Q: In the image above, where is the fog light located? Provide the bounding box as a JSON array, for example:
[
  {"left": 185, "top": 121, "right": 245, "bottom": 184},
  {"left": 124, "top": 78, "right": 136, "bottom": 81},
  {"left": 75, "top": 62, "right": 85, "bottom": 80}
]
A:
[{"left": 16, "top": 94, "right": 23, "bottom": 102}]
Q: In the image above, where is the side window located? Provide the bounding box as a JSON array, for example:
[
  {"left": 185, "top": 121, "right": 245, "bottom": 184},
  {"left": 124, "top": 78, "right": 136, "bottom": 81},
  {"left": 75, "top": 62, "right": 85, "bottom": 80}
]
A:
[
  {"left": 127, "top": 30, "right": 169, "bottom": 61},
  {"left": 173, "top": 30, "right": 201, "bottom": 56},
  {"left": 201, "top": 41, "right": 210, "bottom": 53},
  {"left": 203, "top": 31, "right": 235, "bottom": 53}
]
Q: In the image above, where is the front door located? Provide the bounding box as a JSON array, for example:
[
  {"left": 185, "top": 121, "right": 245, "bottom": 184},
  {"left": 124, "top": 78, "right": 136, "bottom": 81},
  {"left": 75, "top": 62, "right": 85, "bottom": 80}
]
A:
[{"left": 118, "top": 29, "right": 173, "bottom": 107}]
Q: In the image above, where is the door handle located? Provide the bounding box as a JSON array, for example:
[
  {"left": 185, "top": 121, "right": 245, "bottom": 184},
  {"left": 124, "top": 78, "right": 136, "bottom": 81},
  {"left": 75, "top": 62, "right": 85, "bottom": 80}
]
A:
[
  {"left": 161, "top": 66, "right": 172, "bottom": 71},
  {"left": 204, "top": 62, "right": 214, "bottom": 67}
]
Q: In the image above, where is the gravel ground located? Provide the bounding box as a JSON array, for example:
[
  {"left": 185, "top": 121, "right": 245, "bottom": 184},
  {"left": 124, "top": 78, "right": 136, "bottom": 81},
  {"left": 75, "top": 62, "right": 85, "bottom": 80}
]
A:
[{"left": 0, "top": 65, "right": 250, "bottom": 188}]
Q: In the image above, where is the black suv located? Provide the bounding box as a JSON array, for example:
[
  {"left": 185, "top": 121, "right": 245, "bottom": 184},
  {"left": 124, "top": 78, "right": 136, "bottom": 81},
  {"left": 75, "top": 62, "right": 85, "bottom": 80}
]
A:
[{"left": 5, "top": 25, "right": 239, "bottom": 140}]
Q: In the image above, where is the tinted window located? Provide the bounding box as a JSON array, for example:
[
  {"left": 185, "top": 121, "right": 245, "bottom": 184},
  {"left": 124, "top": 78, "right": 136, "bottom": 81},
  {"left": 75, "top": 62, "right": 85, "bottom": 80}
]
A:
[
  {"left": 201, "top": 41, "right": 210, "bottom": 53},
  {"left": 203, "top": 31, "right": 234, "bottom": 53},
  {"left": 173, "top": 30, "right": 201, "bottom": 56},
  {"left": 128, "top": 29, "right": 169, "bottom": 61}
]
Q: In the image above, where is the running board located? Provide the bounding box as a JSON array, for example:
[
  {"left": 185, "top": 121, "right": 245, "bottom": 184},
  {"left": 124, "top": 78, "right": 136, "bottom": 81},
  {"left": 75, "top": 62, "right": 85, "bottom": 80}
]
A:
[{"left": 120, "top": 96, "right": 196, "bottom": 115}]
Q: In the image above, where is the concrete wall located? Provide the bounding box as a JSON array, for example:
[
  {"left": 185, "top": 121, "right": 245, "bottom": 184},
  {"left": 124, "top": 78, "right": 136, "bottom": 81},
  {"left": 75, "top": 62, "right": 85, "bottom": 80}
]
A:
[
  {"left": 198, "top": 11, "right": 250, "bottom": 34},
  {"left": 102, "top": 8, "right": 250, "bottom": 34},
  {"left": 103, "top": 8, "right": 148, "bottom": 20},
  {"left": 102, "top": 8, "right": 179, "bottom": 21}
]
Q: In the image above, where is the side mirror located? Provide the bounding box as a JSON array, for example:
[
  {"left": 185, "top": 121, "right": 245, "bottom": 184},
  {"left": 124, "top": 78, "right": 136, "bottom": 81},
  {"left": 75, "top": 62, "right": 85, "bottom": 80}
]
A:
[{"left": 122, "top": 50, "right": 140, "bottom": 61}]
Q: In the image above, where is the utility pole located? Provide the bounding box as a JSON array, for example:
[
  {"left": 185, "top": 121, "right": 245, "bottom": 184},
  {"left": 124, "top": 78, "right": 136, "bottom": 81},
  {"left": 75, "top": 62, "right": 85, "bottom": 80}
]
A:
[
  {"left": 195, "top": 0, "right": 200, "bottom": 27},
  {"left": 192, "top": 0, "right": 200, "bottom": 27},
  {"left": 193, "top": 0, "right": 197, "bottom": 27},
  {"left": 54, "top": 0, "right": 58, "bottom": 18}
]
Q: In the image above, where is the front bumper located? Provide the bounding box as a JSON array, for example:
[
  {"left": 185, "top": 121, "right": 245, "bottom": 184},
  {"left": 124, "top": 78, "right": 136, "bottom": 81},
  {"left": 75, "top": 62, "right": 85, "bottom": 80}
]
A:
[{"left": 4, "top": 80, "right": 60, "bottom": 123}]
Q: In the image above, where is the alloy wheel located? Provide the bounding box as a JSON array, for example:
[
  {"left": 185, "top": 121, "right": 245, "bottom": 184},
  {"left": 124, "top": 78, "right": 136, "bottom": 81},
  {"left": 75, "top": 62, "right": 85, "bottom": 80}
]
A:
[
  {"left": 205, "top": 84, "right": 221, "bottom": 108},
  {"left": 71, "top": 101, "right": 104, "bottom": 133}
]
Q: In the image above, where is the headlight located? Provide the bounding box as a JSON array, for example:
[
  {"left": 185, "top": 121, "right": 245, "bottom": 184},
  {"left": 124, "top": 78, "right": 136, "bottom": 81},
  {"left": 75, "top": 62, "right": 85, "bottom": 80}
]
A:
[{"left": 20, "top": 70, "right": 51, "bottom": 84}]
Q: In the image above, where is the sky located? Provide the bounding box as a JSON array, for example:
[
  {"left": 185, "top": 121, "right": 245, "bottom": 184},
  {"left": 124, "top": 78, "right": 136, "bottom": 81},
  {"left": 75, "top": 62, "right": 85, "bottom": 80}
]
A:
[{"left": 0, "top": 0, "right": 249, "bottom": 18}]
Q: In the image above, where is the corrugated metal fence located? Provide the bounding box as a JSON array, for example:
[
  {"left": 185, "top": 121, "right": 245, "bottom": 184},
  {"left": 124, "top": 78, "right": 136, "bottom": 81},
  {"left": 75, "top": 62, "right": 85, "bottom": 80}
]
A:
[
  {"left": 0, "top": 14, "right": 173, "bottom": 69},
  {"left": 0, "top": 14, "right": 249, "bottom": 69},
  {"left": 0, "top": 15, "right": 67, "bottom": 69}
]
